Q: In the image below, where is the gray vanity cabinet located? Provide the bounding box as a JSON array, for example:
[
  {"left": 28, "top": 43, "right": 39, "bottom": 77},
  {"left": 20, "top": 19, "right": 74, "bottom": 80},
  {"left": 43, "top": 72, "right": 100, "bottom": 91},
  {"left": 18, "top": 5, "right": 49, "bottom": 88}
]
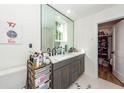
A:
[
  {"left": 80, "top": 55, "right": 84, "bottom": 75},
  {"left": 53, "top": 69, "right": 62, "bottom": 89},
  {"left": 52, "top": 54, "right": 85, "bottom": 89},
  {"left": 53, "top": 64, "right": 70, "bottom": 89},
  {"left": 69, "top": 55, "right": 84, "bottom": 84},
  {"left": 70, "top": 59, "right": 80, "bottom": 83},
  {"left": 61, "top": 65, "right": 70, "bottom": 88}
]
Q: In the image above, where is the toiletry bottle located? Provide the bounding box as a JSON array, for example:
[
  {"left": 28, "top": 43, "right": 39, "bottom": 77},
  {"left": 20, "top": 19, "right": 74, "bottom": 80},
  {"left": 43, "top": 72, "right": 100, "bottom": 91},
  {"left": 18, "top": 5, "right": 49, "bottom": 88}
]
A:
[
  {"left": 33, "top": 52, "right": 40, "bottom": 68},
  {"left": 33, "top": 56, "right": 37, "bottom": 68},
  {"left": 43, "top": 53, "right": 46, "bottom": 64},
  {"left": 39, "top": 52, "right": 43, "bottom": 66},
  {"left": 36, "top": 56, "right": 39, "bottom": 68},
  {"left": 43, "top": 52, "right": 49, "bottom": 64},
  {"left": 45, "top": 57, "right": 50, "bottom": 64},
  {"left": 29, "top": 51, "right": 34, "bottom": 62}
]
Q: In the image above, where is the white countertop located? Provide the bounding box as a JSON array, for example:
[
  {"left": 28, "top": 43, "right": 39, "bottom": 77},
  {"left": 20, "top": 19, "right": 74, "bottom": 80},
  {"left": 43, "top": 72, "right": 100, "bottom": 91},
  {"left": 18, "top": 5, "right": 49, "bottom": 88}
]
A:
[{"left": 49, "top": 51, "right": 85, "bottom": 64}]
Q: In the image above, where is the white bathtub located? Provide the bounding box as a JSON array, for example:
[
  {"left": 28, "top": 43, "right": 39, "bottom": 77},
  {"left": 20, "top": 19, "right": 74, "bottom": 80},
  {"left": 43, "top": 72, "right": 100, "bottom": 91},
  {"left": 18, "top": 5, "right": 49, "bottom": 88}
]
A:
[{"left": 0, "top": 65, "right": 27, "bottom": 89}]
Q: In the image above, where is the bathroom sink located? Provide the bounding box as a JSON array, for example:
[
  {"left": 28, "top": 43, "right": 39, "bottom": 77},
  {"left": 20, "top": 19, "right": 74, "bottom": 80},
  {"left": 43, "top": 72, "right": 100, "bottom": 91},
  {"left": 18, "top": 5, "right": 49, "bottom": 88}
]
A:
[
  {"left": 50, "top": 54, "right": 70, "bottom": 61},
  {"left": 49, "top": 52, "right": 84, "bottom": 64}
]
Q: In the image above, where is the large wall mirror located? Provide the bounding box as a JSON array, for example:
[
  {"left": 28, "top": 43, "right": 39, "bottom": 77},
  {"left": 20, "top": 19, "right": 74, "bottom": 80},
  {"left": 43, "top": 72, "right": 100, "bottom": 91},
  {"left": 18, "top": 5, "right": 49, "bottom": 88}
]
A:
[{"left": 41, "top": 4, "right": 74, "bottom": 53}]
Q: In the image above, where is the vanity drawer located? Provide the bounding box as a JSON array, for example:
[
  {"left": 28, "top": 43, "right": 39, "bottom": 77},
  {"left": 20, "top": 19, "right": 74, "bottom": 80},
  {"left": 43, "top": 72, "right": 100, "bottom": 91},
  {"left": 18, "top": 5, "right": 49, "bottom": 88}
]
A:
[{"left": 53, "top": 59, "right": 71, "bottom": 70}]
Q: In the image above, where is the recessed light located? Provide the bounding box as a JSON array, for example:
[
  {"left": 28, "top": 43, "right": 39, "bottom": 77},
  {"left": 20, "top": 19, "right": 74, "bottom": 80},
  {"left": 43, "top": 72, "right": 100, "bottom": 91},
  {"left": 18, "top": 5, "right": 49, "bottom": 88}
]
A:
[{"left": 66, "top": 10, "right": 71, "bottom": 14}]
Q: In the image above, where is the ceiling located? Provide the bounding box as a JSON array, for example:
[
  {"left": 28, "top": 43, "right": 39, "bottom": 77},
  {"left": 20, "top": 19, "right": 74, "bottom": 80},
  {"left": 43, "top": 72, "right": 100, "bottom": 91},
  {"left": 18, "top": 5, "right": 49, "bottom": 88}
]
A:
[
  {"left": 99, "top": 18, "right": 124, "bottom": 27},
  {"left": 50, "top": 4, "right": 117, "bottom": 21},
  {"left": 98, "top": 18, "right": 124, "bottom": 30}
]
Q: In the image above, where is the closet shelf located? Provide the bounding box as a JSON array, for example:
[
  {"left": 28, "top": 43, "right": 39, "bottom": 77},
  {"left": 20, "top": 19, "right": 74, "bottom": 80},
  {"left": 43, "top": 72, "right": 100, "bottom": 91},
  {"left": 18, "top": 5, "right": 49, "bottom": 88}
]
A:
[
  {"left": 98, "top": 31, "right": 112, "bottom": 61},
  {"left": 98, "top": 35, "right": 112, "bottom": 37}
]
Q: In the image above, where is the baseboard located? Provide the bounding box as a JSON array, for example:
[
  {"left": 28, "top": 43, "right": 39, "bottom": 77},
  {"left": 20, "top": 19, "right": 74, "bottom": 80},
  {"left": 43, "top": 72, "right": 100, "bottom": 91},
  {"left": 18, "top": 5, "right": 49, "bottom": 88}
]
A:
[{"left": 113, "top": 70, "right": 124, "bottom": 84}]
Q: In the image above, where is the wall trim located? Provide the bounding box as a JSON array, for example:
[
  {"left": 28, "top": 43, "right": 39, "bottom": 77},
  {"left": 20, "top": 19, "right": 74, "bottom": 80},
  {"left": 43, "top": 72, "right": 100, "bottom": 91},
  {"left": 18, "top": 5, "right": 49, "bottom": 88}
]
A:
[{"left": 0, "top": 65, "right": 26, "bottom": 77}]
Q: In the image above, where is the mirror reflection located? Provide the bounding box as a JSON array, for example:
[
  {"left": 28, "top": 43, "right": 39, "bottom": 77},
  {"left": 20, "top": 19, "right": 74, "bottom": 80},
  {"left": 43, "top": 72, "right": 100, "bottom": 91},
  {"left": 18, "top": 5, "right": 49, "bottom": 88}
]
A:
[{"left": 42, "top": 5, "right": 74, "bottom": 55}]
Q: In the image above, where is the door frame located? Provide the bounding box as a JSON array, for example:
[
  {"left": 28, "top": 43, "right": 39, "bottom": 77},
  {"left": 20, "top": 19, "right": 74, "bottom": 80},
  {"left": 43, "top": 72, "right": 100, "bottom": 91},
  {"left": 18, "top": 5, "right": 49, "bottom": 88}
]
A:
[
  {"left": 112, "top": 26, "right": 116, "bottom": 73},
  {"left": 97, "top": 16, "right": 124, "bottom": 78}
]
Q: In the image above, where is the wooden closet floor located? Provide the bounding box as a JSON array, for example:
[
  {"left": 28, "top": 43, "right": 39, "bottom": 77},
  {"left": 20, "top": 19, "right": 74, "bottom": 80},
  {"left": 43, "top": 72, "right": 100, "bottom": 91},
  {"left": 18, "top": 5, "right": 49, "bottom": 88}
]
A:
[{"left": 98, "top": 65, "right": 124, "bottom": 87}]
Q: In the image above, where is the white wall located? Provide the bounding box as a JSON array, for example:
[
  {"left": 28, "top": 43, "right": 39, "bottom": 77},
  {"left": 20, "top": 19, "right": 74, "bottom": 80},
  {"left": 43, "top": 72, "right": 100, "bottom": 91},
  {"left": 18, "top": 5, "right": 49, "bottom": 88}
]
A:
[
  {"left": 113, "top": 20, "right": 124, "bottom": 83},
  {"left": 75, "top": 5, "right": 124, "bottom": 78},
  {"left": 0, "top": 5, "right": 40, "bottom": 88}
]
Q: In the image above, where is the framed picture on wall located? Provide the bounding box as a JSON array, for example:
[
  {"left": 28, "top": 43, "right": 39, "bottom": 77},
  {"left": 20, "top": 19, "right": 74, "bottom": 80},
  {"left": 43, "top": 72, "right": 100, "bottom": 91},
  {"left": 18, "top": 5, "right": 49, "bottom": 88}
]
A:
[{"left": 0, "top": 21, "right": 22, "bottom": 44}]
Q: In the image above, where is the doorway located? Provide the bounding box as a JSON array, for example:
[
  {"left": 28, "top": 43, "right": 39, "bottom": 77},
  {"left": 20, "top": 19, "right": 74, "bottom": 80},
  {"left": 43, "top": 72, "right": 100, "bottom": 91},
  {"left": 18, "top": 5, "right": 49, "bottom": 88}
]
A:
[{"left": 98, "top": 18, "right": 124, "bottom": 87}]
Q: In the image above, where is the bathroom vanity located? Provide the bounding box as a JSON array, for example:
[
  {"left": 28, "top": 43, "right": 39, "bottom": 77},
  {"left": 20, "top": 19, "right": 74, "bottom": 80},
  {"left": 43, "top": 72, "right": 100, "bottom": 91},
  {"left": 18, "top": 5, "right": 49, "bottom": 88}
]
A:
[
  {"left": 50, "top": 52, "right": 85, "bottom": 89},
  {"left": 41, "top": 5, "right": 84, "bottom": 89}
]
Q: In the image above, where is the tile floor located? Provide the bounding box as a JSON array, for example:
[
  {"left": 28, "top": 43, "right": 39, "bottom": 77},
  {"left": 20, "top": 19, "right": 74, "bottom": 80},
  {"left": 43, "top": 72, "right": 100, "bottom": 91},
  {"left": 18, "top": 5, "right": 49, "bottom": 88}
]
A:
[{"left": 68, "top": 73, "right": 124, "bottom": 89}]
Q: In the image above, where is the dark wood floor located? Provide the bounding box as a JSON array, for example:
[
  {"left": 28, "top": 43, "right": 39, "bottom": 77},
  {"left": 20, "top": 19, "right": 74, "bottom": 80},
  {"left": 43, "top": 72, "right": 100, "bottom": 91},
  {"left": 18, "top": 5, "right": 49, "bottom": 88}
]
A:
[{"left": 98, "top": 65, "right": 124, "bottom": 87}]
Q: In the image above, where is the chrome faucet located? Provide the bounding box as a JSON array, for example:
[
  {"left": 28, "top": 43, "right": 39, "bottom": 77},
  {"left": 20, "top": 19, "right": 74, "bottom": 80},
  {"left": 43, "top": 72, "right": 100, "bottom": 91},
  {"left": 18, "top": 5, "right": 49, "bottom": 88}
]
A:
[
  {"left": 62, "top": 48, "right": 65, "bottom": 54},
  {"left": 52, "top": 48, "right": 56, "bottom": 56},
  {"left": 56, "top": 46, "right": 62, "bottom": 55},
  {"left": 47, "top": 48, "right": 51, "bottom": 56}
]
